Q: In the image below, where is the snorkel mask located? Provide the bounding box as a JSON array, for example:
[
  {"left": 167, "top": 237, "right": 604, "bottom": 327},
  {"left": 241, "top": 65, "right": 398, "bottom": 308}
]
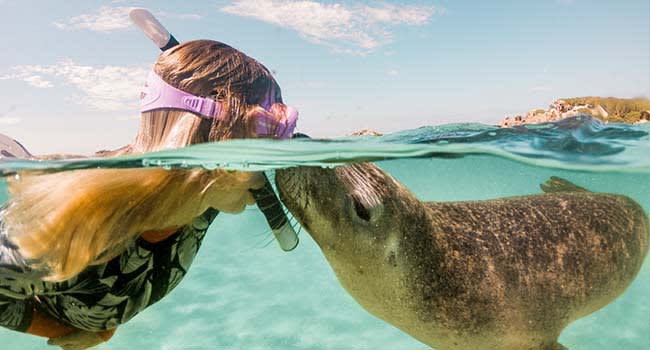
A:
[{"left": 140, "top": 70, "right": 298, "bottom": 139}]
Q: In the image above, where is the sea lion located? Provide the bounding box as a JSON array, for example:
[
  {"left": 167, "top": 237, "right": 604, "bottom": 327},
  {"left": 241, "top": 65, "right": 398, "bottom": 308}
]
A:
[{"left": 275, "top": 163, "right": 649, "bottom": 350}]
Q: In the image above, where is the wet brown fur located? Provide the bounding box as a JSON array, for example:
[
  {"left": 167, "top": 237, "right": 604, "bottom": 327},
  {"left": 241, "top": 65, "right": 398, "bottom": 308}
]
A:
[{"left": 276, "top": 164, "right": 649, "bottom": 350}]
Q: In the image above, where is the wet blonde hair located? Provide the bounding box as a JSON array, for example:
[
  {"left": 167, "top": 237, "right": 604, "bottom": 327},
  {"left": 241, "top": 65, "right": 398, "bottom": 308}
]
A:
[{"left": 4, "top": 40, "right": 284, "bottom": 281}]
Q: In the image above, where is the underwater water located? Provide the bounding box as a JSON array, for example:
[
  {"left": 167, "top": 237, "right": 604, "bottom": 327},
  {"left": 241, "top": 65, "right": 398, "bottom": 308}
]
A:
[{"left": 0, "top": 116, "right": 648, "bottom": 350}]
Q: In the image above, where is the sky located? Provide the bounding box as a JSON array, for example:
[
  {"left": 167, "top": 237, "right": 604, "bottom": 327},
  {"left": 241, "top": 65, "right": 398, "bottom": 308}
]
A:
[{"left": 0, "top": 0, "right": 648, "bottom": 154}]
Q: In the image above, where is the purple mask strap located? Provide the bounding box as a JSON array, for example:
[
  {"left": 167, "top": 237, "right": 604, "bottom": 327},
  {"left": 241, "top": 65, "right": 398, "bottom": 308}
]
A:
[{"left": 140, "top": 70, "right": 224, "bottom": 119}]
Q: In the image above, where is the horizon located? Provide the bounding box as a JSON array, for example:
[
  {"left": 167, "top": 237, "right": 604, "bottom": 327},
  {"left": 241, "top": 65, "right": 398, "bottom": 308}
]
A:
[{"left": 0, "top": 0, "right": 648, "bottom": 154}]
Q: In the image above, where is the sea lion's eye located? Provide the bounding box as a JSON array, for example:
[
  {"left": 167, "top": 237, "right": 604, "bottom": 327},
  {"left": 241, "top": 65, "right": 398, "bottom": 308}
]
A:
[{"left": 353, "top": 197, "right": 371, "bottom": 221}]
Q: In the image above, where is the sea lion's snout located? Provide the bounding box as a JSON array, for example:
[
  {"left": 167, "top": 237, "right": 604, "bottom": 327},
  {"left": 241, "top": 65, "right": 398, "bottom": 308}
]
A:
[
  {"left": 275, "top": 166, "right": 331, "bottom": 233},
  {"left": 275, "top": 166, "right": 328, "bottom": 210},
  {"left": 277, "top": 164, "right": 389, "bottom": 219},
  {"left": 276, "top": 163, "right": 393, "bottom": 243}
]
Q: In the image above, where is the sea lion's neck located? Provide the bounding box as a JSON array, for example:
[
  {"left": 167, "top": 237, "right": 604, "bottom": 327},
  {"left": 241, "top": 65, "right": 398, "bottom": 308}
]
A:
[{"left": 320, "top": 235, "right": 419, "bottom": 329}]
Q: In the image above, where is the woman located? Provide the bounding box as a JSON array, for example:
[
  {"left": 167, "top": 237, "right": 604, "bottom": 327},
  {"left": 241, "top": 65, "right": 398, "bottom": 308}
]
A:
[{"left": 0, "top": 39, "right": 297, "bottom": 349}]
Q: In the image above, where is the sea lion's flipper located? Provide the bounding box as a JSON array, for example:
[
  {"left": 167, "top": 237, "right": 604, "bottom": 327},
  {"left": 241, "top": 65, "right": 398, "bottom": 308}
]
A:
[{"left": 540, "top": 176, "right": 589, "bottom": 193}]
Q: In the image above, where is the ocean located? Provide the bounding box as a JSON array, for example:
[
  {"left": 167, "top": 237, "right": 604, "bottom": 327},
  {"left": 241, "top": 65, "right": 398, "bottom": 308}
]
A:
[{"left": 1, "top": 116, "right": 648, "bottom": 350}]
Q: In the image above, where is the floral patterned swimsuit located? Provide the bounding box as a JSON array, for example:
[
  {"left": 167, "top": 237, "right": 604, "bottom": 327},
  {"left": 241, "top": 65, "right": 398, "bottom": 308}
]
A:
[{"left": 0, "top": 208, "right": 218, "bottom": 334}]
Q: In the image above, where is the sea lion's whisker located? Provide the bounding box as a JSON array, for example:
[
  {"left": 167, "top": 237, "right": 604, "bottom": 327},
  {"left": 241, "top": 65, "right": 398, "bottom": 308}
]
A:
[
  {"left": 250, "top": 228, "right": 273, "bottom": 238},
  {"left": 260, "top": 235, "right": 278, "bottom": 249},
  {"left": 256, "top": 202, "right": 282, "bottom": 211},
  {"left": 252, "top": 192, "right": 277, "bottom": 202},
  {"left": 236, "top": 231, "right": 274, "bottom": 253},
  {"left": 264, "top": 212, "right": 290, "bottom": 227}
]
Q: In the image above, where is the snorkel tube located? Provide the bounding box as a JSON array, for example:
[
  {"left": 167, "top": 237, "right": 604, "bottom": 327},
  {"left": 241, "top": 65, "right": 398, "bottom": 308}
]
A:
[
  {"left": 129, "top": 8, "right": 298, "bottom": 251},
  {"left": 129, "top": 9, "right": 179, "bottom": 51}
]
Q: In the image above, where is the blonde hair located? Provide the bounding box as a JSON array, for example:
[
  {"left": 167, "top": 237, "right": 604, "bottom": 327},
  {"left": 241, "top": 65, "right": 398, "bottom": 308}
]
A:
[{"left": 4, "top": 40, "right": 282, "bottom": 281}]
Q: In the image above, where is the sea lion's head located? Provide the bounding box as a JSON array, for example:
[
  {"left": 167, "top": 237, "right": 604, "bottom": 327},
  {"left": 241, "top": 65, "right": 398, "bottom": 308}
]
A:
[
  {"left": 276, "top": 162, "right": 426, "bottom": 274},
  {"left": 275, "top": 163, "right": 433, "bottom": 334},
  {"left": 277, "top": 163, "right": 398, "bottom": 249}
]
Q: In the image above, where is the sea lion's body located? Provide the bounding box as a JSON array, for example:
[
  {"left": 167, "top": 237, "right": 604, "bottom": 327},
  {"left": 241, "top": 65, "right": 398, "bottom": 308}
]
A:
[{"left": 276, "top": 164, "right": 649, "bottom": 350}]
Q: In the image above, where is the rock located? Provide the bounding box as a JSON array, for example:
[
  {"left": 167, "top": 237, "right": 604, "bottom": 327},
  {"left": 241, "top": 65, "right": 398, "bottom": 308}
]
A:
[
  {"left": 350, "top": 129, "right": 383, "bottom": 136},
  {"left": 499, "top": 97, "right": 650, "bottom": 127},
  {"left": 637, "top": 111, "right": 650, "bottom": 124}
]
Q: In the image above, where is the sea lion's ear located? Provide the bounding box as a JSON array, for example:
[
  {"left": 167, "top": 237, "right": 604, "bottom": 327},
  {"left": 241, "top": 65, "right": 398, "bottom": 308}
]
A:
[{"left": 352, "top": 196, "right": 371, "bottom": 221}]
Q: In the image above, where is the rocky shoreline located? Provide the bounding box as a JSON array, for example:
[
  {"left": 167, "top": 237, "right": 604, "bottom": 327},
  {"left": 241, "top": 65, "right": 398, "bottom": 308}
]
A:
[{"left": 500, "top": 97, "right": 650, "bottom": 127}]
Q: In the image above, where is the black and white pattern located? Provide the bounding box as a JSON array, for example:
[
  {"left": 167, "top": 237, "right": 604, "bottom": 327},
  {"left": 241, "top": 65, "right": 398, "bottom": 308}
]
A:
[{"left": 0, "top": 208, "right": 218, "bottom": 333}]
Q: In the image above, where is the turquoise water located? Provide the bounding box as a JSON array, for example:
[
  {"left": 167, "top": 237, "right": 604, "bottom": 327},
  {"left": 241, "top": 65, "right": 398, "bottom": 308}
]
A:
[{"left": 0, "top": 116, "right": 649, "bottom": 349}]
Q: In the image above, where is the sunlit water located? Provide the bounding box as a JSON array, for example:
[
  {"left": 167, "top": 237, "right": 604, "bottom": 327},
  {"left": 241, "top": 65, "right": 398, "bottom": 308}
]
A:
[{"left": 0, "top": 116, "right": 648, "bottom": 349}]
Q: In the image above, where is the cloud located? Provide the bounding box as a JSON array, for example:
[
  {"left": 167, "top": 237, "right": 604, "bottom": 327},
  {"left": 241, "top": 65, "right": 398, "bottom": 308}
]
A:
[
  {"left": 53, "top": 6, "right": 133, "bottom": 32},
  {"left": 387, "top": 69, "right": 399, "bottom": 77},
  {"left": 221, "top": 0, "right": 443, "bottom": 52},
  {"left": 22, "top": 75, "right": 54, "bottom": 88},
  {"left": 0, "top": 72, "right": 53, "bottom": 88},
  {"left": 1, "top": 60, "right": 148, "bottom": 111},
  {"left": 0, "top": 117, "right": 21, "bottom": 125},
  {"left": 53, "top": 6, "right": 202, "bottom": 32}
]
